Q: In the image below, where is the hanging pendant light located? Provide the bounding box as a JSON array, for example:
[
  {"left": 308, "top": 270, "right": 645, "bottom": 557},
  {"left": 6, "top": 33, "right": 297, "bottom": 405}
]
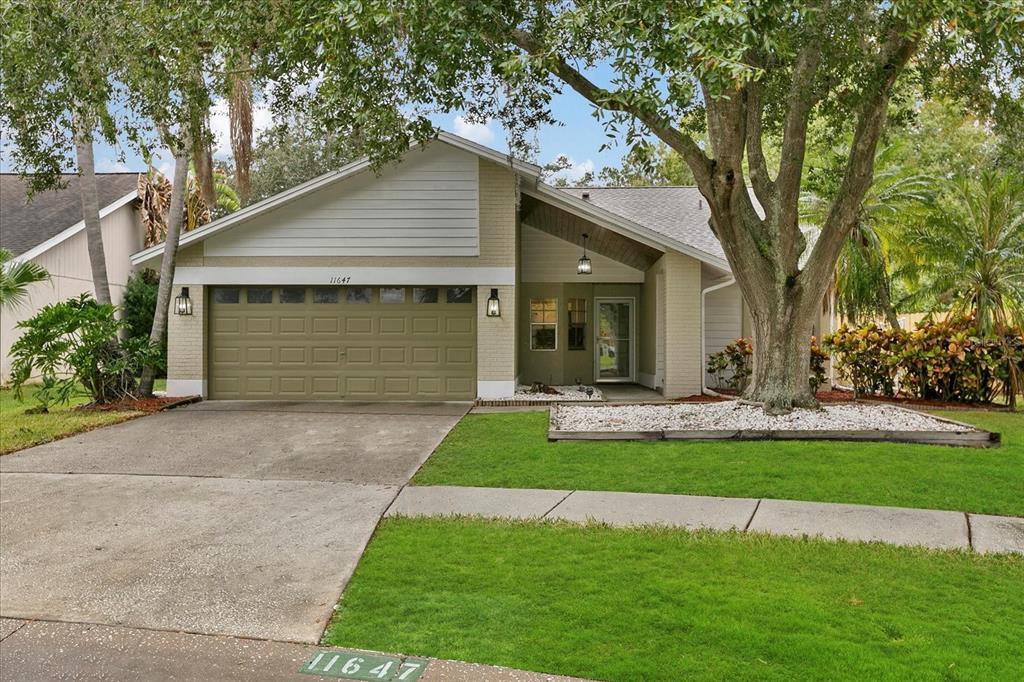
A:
[{"left": 577, "top": 233, "right": 593, "bottom": 275}]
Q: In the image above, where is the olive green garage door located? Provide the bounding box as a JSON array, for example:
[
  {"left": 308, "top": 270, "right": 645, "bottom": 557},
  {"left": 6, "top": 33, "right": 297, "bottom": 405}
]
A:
[{"left": 208, "top": 285, "right": 477, "bottom": 400}]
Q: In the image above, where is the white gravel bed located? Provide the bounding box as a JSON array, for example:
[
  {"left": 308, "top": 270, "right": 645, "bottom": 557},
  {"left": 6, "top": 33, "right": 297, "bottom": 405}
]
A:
[
  {"left": 551, "top": 401, "right": 972, "bottom": 432},
  {"left": 510, "top": 385, "right": 604, "bottom": 401}
]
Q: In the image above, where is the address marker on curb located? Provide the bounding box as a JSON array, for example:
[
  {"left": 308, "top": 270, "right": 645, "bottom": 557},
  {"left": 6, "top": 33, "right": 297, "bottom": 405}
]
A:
[{"left": 301, "top": 650, "right": 427, "bottom": 681}]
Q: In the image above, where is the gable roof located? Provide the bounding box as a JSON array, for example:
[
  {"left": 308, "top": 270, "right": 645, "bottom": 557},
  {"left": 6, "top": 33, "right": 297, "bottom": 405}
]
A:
[
  {"left": 1, "top": 173, "right": 140, "bottom": 257},
  {"left": 129, "top": 133, "right": 730, "bottom": 270},
  {"left": 558, "top": 186, "right": 726, "bottom": 262}
]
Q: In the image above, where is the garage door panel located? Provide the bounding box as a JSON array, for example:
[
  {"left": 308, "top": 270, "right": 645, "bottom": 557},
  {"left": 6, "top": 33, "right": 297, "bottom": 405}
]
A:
[
  {"left": 278, "top": 376, "right": 308, "bottom": 395},
  {"left": 412, "top": 347, "right": 439, "bottom": 364},
  {"left": 345, "top": 376, "right": 377, "bottom": 396},
  {"left": 446, "top": 317, "right": 473, "bottom": 334},
  {"left": 383, "top": 377, "right": 411, "bottom": 395},
  {"left": 312, "top": 317, "right": 339, "bottom": 334},
  {"left": 214, "top": 317, "right": 241, "bottom": 334},
  {"left": 412, "top": 318, "right": 439, "bottom": 334},
  {"left": 312, "top": 347, "right": 339, "bottom": 364},
  {"left": 245, "top": 347, "right": 273, "bottom": 364},
  {"left": 379, "top": 347, "right": 407, "bottom": 364},
  {"left": 346, "top": 347, "right": 373, "bottom": 364},
  {"left": 346, "top": 317, "right": 372, "bottom": 334},
  {"left": 280, "top": 317, "right": 307, "bottom": 334},
  {"left": 209, "top": 286, "right": 476, "bottom": 400},
  {"left": 279, "top": 347, "right": 307, "bottom": 364},
  {"left": 379, "top": 317, "right": 407, "bottom": 334},
  {"left": 311, "top": 377, "right": 340, "bottom": 396},
  {"left": 446, "top": 347, "right": 474, "bottom": 365},
  {"left": 246, "top": 318, "right": 273, "bottom": 334}
]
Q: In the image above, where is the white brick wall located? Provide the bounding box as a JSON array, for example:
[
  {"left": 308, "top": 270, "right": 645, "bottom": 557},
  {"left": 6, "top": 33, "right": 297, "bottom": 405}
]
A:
[{"left": 166, "top": 283, "right": 205, "bottom": 382}]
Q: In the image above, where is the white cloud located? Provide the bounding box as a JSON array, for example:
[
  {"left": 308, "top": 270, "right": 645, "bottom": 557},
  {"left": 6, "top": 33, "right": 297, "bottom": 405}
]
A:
[
  {"left": 546, "top": 155, "right": 595, "bottom": 185},
  {"left": 452, "top": 116, "right": 496, "bottom": 145}
]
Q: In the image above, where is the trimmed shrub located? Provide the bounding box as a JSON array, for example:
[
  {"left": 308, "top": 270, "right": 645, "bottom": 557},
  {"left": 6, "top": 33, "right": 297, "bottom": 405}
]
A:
[
  {"left": 706, "top": 337, "right": 826, "bottom": 393},
  {"left": 827, "top": 315, "right": 1023, "bottom": 403},
  {"left": 9, "top": 294, "right": 163, "bottom": 408}
]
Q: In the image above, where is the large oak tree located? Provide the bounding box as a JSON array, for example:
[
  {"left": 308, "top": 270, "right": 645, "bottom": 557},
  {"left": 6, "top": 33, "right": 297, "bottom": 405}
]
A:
[{"left": 270, "top": 0, "right": 1022, "bottom": 412}]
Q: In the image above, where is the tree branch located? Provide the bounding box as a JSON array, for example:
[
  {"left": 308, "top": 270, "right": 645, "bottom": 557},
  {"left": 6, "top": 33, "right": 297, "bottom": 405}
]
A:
[
  {"left": 743, "top": 73, "right": 774, "bottom": 210},
  {"left": 509, "top": 28, "right": 713, "bottom": 191},
  {"left": 803, "top": 32, "right": 920, "bottom": 292}
]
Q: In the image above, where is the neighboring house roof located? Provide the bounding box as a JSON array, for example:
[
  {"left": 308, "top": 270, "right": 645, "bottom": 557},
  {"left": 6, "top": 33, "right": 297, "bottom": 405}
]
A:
[
  {"left": 0, "top": 173, "right": 140, "bottom": 257},
  {"left": 130, "top": 133, "right": 732, "bottom": 270},
  {"left": 559, "top": 186, "right": 726, "bottom": 262}
]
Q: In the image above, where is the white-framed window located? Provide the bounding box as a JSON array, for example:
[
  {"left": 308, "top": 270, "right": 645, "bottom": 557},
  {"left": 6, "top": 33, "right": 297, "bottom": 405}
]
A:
[{"left": 530, "top": 298, "right": 558, "bottom": 350}]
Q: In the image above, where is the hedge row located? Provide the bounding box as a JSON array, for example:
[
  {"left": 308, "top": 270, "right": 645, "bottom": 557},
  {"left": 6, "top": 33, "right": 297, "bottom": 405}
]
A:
[{"left": 826, "top": 315, "right": 1023, "bottom": 404}]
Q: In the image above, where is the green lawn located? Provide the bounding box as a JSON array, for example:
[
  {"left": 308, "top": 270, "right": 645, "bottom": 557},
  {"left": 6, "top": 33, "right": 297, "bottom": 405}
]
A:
[
  {"left": 413, "top": 409, "right": 1024, "bottom": 516},
  {"left": 0, "top": 379, "right": 165, "bottom": 455},
  {"left": 325, "top": 517, "right": 1023, "bottom": 682}
]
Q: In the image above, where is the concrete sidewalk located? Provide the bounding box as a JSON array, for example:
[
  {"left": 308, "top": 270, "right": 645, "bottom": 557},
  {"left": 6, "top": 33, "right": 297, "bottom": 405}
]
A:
[{"left": 387, "top": 486, "right": 1024, "bottom": 554}]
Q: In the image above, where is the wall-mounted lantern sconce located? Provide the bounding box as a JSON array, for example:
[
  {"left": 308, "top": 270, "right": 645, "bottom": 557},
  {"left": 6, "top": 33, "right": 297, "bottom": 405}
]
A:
[
  {"left": 174, "top": 287, "right": 193, "bottom": 316},
  {"left": 577, "top": 233, "right": 593, "bottom": 275},
  {"left": 486, "top": 288, "right": 501, "bottom": 317}
]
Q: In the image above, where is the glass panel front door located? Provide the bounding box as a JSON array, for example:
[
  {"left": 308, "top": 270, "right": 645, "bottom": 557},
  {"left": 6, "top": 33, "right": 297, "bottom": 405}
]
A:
[{"left": 596, "top": 299, "right": 634, "bottom": 381}]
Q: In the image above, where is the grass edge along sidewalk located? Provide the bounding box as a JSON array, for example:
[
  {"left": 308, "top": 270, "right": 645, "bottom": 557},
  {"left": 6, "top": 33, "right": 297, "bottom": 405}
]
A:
[{"left": 413, "top": 409, "right": 1024, "bottom": 517}]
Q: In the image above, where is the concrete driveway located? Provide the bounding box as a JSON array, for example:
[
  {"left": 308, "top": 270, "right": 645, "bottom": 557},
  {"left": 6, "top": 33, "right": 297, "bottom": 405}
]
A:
[{"left": 0, "top": 401, "right": 466, "bottom": 643}]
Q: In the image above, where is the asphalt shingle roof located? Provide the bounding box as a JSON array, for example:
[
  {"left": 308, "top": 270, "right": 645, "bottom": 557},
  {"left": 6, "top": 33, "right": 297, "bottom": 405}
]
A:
[
  {"left": 559, "top": 186, "right": 726, "bottom": 261},
  {"left": 0, "top": 173, "right": 140, "bottom": 256}
]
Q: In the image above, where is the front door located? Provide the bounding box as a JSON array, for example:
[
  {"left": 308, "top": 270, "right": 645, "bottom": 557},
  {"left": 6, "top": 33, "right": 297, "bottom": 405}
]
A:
[{"left": 595, "top": 298, "right": 635, "bottom": 382}]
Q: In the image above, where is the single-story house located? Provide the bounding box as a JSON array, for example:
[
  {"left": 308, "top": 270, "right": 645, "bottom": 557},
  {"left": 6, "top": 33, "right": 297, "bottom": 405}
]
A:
[
  {"left": 1, "top": 173, "right": 143, "bottom": 382},
  {"left": 132, "top": 133, "right": 833, "bottom": 401}
]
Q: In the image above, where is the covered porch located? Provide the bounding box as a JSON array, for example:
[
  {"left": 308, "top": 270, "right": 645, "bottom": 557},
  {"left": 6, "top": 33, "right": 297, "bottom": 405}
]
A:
[{"left": 514, "top": 189, "right": 709, "bottom": 398}]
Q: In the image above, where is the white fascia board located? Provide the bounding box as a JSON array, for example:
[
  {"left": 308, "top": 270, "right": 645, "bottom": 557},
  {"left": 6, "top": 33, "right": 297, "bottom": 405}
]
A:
[
  {"left": 172, "top": 266, "right": 516, "bottom": 286},
  {"left": 526, "top": 183, "right": 732, "bottom": 272},
  {"left": 131, "top": 133, "right": 542, "bottom": 268},
  {"left": 13, "top": 191, "right": 139, "bottom": 264}
]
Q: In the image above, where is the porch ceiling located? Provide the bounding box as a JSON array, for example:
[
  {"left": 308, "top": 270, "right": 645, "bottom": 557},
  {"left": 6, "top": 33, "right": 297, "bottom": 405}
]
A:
[{"left": 519, "top": 194, "right": 664, "bottom": 271}]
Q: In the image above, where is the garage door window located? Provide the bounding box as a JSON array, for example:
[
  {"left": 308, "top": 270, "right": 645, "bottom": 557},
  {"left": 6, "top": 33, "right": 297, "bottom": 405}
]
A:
[
  {"left": 347, "top": 287, "right": 372, "bottom": 304},
  {"left": 213, "top": 288, "right": 240, "bottom": 304},
  {"left": 447, "top": 287, "right": 473, "bottom": 304},
  {"left": 247, "top": 288, "right": 273, "bottom": 304},
  {"left": 380, "top": 287, "right": 406, "bottom": 304},
  {"left": 413, "top": 287, "right": 439, "bottom": 303},
  {"left": 313, "top": 288, "right": 339, "bottom": 304},
  {"left": 280, "top": 287, "right": 306, "bottom": 304}
]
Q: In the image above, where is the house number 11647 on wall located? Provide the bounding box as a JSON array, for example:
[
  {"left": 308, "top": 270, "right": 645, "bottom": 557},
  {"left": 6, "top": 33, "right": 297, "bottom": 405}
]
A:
[{"left": 329, "top": 276, "right": 352, "bottom": 284}]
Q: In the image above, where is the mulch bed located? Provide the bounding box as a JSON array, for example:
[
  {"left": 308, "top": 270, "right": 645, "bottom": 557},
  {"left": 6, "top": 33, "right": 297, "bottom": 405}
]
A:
[{"left": 74, "top": 395, "right": 200, "bottom": 414}]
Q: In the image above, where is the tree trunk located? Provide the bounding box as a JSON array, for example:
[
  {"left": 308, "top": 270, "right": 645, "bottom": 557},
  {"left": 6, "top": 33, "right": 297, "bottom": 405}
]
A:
[
  {"left": 139, "top": 134, "right": 190, "bottom": 397},
  {"left": 192, "top": 111, "right": 217, "bottom": 210},
  {"left": 745, "top": 291, "right": 819, "bottom": 414},
  {"left": 73, "top": 119, "right": 112, "bottom": 305},
  {"left": 878, "top": 280, "right": 901, "bottom": 330},
  {"left": 228, "top": 61, "right": 253, "bottom": 206}
]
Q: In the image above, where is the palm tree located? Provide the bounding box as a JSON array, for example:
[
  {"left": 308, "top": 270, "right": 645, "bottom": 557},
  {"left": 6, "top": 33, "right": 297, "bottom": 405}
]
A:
[
  {"left": 73, "top": 116, "right": 113, "bottom": 304},
  {"left": 908, "top": 171, "right": 1024, "bottom": 334},
  {"left": 0, "top": 249, "right": 50, "bottom": 310},
  {"left": 802, "top": 144, "right": 933, "bottom": 328}
]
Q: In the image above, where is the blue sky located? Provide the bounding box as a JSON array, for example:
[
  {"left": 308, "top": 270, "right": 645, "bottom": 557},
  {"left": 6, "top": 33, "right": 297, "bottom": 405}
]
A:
[{"left": 2, "top": 87, "right": 630, "bottom": 184}]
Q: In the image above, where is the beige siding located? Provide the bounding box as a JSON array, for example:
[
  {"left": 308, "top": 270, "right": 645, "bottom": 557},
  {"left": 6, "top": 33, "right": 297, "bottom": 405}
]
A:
[
  {"left": 2, "top": 203, "right": 142, "bottom": 381},
  {"left": 639, "top": 259, "right": 664, "bottom": 389},
  {"left": 660, "top": 252, "right": 702, "bottom": 397},
  {"left": 519, "top": 224, "right": 644, "bottom": 283},
  {"left": 165, "top": 157, "right": 521, "bottom": 398},
  {"left": 203, "top": 144, "right": 480, "bottom": 257}
]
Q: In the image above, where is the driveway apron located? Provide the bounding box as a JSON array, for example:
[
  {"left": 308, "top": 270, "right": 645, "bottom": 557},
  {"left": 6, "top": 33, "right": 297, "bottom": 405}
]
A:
[{"left": 0, "top": 401, "right": 466, "bottom": 643}]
